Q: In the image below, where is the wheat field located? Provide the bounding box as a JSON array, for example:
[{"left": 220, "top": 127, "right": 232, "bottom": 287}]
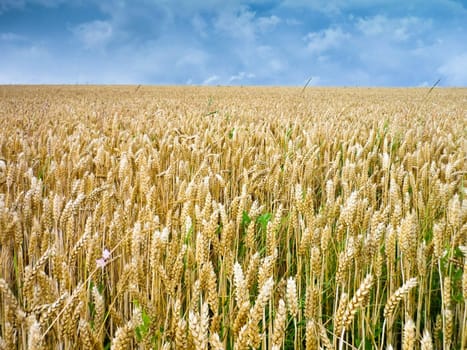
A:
[{"left": 0, "top": 85, "right": 466, "bottom": 349}]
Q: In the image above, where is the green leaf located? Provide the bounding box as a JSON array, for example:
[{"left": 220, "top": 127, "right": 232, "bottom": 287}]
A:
[
  {"left": 184, "top": 225, "right": 193, "bottom": 244},
  {"left": 256, "top": 212, "right": 272, "bottom": 232},
  {"left": 135, "top": 326, "right": 143, "bottom": 342},
  {"left": 142, "top": 309, "right": 151, "bottom": 329},
  {"left": 242, "top": 211, "right": 252, "bottom": 227}
]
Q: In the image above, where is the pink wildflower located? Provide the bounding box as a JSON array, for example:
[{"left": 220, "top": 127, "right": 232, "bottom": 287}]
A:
[{"left": 96, "top": 248, "right": 111, "bottom": 268}]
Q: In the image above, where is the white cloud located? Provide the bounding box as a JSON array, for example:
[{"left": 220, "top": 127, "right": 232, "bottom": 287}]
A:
[
  {"left": 214, "top": 7, "right": 256, "bottom": 41},
  {"left": 267, "top": 58, "right": 285, "bottom": 72},
  {"left": 438, "top": 53, "right": 467, "bottom": 85},
  {"left": 417, "top": 81, "right": 431, "bottom": 87},
  {"left": 1, "top": 0, "right": 466, "bottom": 86},
  {"left": 281, "top": 0, "right": 467, "bottom": 17},
  {"left": 228, "top": 71, "right": 255, "bottom": 83},
  {"left": 356, "top": 15, "right": 430, "bottom": 41},
  {"left": 202, "top": 75, "right": 220, "bottom": 85},
  {"left": 213, "top": 8, "right": 282, "bottom": 41},
  {"left": 0, "top": 32, "right": 27, "bottom": 41},
  {"left": 191, "top": 14, "right": 208, "bottom": 37},
  {"left": 356, "top": 15, "right": 386, "bottom": 36},
  {"left": 285, "top": 18, "right": 302, "bottom": 26},
  {"left": 257, "top": 15, "right": 281, "bottom": 32},
  {"left": 31, "top": 0, "right": 66, "bottom": 7},
  {"left": 176, "top": 50, "right": 209, "bottom": 67},
  {"left": 0, "top": 0, "right": 67, "bottom": 12},
  {"left": 304, "top": 27, "right": 350, "bottom": 55},
  {"left": 0, "top": 42, "right": 63, "bottom": 84},
  {"left": 0, "top": 0, "right": 24, "bottom": 13},
  {"left": 72, "top": 20, "right": 113, "bottom": 49}
]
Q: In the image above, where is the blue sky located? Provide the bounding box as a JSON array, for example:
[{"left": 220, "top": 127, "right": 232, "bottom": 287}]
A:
[{"left": 1, "top": 0, "right": 466, "bottom": 86}]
